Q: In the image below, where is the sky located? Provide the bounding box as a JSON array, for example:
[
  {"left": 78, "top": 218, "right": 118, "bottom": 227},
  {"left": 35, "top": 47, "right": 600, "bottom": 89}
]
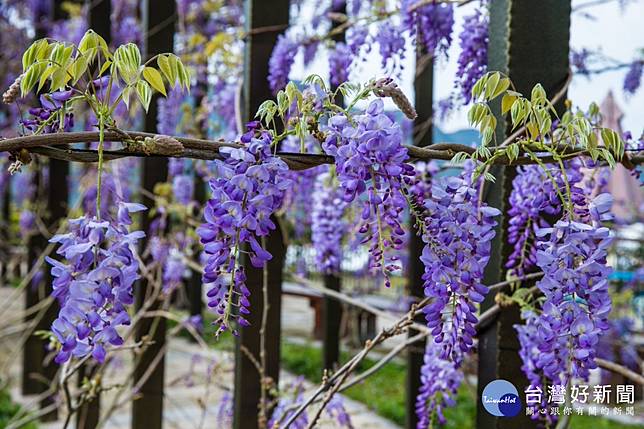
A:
[{"left": 291, "top": 0, "right": 644, "bottom": 136}]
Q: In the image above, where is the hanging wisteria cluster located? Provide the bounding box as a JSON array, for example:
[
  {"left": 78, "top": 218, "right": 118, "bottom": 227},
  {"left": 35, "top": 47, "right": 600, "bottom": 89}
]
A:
[
  {"left": 323, "top": 99, "right": 413, "bottom": 287},
  {"left": 529, "top": 194, "right": 614, "bottom": 383},
  {"left": 311, "top": 172, "right": 347, "bottom": 274},
  {"left": 420, "top": 167, "right": 500, "bottom": 364},
  {"left": 197, "top": 127, "right": 292, "bottom": 334},
  {"left": 48, "top": 202, "right": 146, "bottom": 363}
]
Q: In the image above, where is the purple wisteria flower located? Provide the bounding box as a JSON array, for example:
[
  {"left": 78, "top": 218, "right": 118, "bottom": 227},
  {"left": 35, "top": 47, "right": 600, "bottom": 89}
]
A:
[
  {"left": 197, "top": 127, "right": 292, "bottom": 334},
  {"left": 311, "top": 172, "right": 347, "bottom": 275},
  {"left": 415, "top": 342, "right": 463, "bottom": 428},
  {"left": 303, "top": 41, "right": 320, "bottom": 67},
  {"left": 19, "top": 210, "right": 36, "bottom": 238},
  {"left": 47, "top": 202, "right": 146, "bottom": 363},
  {"left": 515, "top": 310, "right": 554, "bottom": 423},
  {"left": 375, "top": 21, "right": 406, "bottom": 71},
  {"left": 268, "top": 34, "right": 298, "bottom": 94},
  {"left": 280, "top": 136, "right": 321, "bottom": 244},
  {"left": 531, "top": 195, "right": 614, "bottom": 383},
  {"left": 157, "top": 88, "right": 185, "bottom": 136},
  {"left": 507, "top": 161, "right": 587, "bottom": 276},
  {"left": 420, "top": 166, "right": 500, "bottom": 363},
  {"left": 268, "top": 377, "right": 309, "bottom": 429},
  {"left": 506, "top": 165, "right": 562, "bottom": 276},
  {"left": 112, "top": 0, "right": 142, "bottom": 47},
  {"left": 329, "top": 42, "right": 352, "bottom": 87},
  {"left": 347, "top": 25, "right": 370, "bottom": 56},
  {"left": 455, "top": 9, "right": 488, "bottom": 103},
  {"left": 402, "top": 0, "right": 454, "bottom": 57},
  {"left": 623, "top": 60, "right": 643, "bottom": 95},
  {"left": 571, "top": 48, "right": 591, "bottom": 75},
  {"left": 216, "top": 391, "right": 234, "bottom": 428},
  {"left": 163, "top": 248, "right": 186, "bottom": 293},
  {"left": 21, "top": 90, "right": 74, "bottom": 133},
  {"left": 172, "top": 174, "right": 194, "bottom": 205},
  {"left": 323, "top": 99, "right": 414, "bottom": 287}
]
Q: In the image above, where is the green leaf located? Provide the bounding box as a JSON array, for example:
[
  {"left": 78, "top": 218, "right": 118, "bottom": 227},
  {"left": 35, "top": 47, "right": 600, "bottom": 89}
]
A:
[
  {"left": 71, "top": 56, "right": 88, "bottom": 84},
  {"left": 168, "top": 55, "right": 180, "bottom": 85},
  {"left": 507, "top": 143, "right": 520, "bottom": 162},
  {"left": 114, "top": 43, "right": 141, "bottom": 85},
  {"left": 22, "top": 39, "right": 49, "bottom": 71},
  {"left": 501, "top": 94, "right": 516, "bottom": 115},
  {"left": 600, "top": 128, "right": 624, "bottom": 159},
  {"left": 50, "top": 66, "right": 70, "bottom": 92},
  {"left": 530, "top": 84, "right": 547, "bottom": 105},
  {"left": 37, "top": 66, "right": 56, "bottom": 91},
  {"left": 20, "top": 63, "right": 46, "bottom": 96},
  {"left": 484, "top": 171, "right": 497, "bottom": 182},
  {"left": 484, "top": 72, "right": 500, "bottom": 99},
  {"left": 121, "top": 86, "right": 133, "bottom": 109},
  {"left": 277, "top": 90, "right": 289, "bottom": 115},
  {"left": 177, "top": 61, "right": 191, "bottom": 90},
  {"left": 471, "top": 76, "right": 485, "bottom": 101},
  {"left": 99, "top": 60, "right": 112, "bottom": 76},
  {"left": 78, "top": 30, "right": 98, "bottom": 58},
  {"left": 491, "top": 78, "right": 511, "bottom": 100},
  {"left": 481, "top": 127, "right": 494, "bottom": 146},
  {"left": 142, "top": 67, "right": 166, "bottom": 96},
  {"left": 157, "top": 55, "right": 175, "bottom": 86},
  {"left": 136, "top": 81, "right": 152, "bottom": 112}
]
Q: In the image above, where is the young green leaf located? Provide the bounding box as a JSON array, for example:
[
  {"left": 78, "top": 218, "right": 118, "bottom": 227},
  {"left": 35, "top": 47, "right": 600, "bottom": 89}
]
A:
[
  {"left": 142, "top": 66, "right": 167, "bottom": 96},
  {"left": 136, "top": 80, "right": 152, "bottom": 112}
]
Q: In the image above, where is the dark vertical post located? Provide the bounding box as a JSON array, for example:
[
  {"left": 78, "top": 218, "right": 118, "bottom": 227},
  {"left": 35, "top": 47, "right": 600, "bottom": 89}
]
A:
[
  {"left": 187, "top": 176, "right": 204, "bottom": 333},
  {"left": 88, "top": 0, "right": 111, "bottom": 42},
  {"left": 132, "top": 2, "right": 175, "bottom": 429},
  {"left": 0, "top": 178, "right": 10, "bottom": 286},
  {"left": 476, "top": 2, "right": 571, "bottom": 429},
  {"left": 22, "top": 1, "right": 61, "bottom": 422},
  {"left": 187, "top": 82, "right": 208, "bottom": 338},
  {"left": 322, "top": 0, "right": 346, "bottom": 372},
  {"left": 405, "top": 47, "right": 433, "bottom": 429},
  {"left": 233, "top": 2, "right": 289, "bottom": 429},
  {"left": 76, "top": 2, "right": 111, "bottom": 426}
]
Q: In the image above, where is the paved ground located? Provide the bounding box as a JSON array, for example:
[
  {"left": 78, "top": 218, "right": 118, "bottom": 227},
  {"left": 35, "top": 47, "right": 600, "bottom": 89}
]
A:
[{"left": 0, "top": 289, "right": 401, "bottom": 428}]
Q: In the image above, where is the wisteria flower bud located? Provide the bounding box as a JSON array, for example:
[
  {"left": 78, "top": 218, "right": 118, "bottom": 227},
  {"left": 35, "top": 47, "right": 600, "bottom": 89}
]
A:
[
  {"left": 373, "top": 77, "right": 418, "bottom": 120},
  {"left": 2, "top": 74, "right": 23, "bottom": 104}
]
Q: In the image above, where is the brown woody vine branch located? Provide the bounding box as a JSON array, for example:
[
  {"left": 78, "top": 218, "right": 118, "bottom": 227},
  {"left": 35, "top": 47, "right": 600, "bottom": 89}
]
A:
[{"left": 0, "top": 130, "right": 640, "bottom": 171}]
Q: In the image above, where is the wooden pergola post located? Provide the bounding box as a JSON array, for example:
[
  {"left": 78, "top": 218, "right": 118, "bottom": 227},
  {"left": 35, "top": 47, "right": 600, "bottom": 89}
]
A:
[
  {"left": 476, "top": 1, "right": 571, "bottom": 428},
  {"left": 405, "top": 47, "right": 433, "bottom": 429},
  {"left": 187, "top": 176, "right": 205, "bottom": 335},
  {"left": 233, "top": 1, "right": 289, "bottom": 428},
  {"left": 22, "top": 0, "right": 67, "bottom": 422},
  {"left": 132, "top": 1, "right": 175, "bottom": 429},
  {"left": 322, "top": 0, "right": 346, "bottom": 373}
]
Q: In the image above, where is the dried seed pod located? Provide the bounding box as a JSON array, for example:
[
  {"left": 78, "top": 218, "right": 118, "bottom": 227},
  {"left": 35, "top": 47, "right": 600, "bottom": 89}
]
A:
[
  {"left": 373, "top": 77, "right": 418, "bottom": 120},
  {"left": 2, "top": 74, "right": 23, "bottom": 105}
]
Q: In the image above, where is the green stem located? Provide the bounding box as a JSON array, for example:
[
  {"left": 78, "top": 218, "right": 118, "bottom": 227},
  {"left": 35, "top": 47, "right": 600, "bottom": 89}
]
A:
[
  {"left": 555, "top": 157, "right": 574, "bottom": 218},
  {"left": 96, "top": 115, "right": 105, "bottom": 220}
]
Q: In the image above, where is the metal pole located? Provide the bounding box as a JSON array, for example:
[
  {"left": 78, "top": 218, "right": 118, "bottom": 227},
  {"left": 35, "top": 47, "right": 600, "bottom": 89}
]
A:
[{"left": 476, "top": 2, "right": 571, "bottom": 428}]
